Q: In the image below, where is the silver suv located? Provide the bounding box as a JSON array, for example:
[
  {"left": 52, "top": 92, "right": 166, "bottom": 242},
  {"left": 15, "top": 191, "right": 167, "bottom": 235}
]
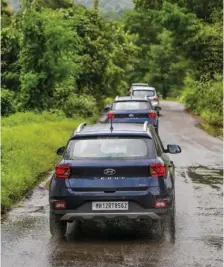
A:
[{"left": 130, "top": 84, "right": 161, "bottom": 115}]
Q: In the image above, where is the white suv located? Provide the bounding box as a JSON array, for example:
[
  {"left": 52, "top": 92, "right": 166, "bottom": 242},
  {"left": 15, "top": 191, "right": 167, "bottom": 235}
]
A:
[{"left": 130, "top": 84, "right": 161, "bottom": 115}]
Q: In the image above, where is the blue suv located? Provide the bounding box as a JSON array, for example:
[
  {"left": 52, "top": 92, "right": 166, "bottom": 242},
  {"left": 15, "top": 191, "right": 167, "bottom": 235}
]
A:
[
  {"left": 105, "top": 97, "right": 159, "bottom": 133},
  {"left": 49, "top": 122, "right": 181, "bottom": 237}
]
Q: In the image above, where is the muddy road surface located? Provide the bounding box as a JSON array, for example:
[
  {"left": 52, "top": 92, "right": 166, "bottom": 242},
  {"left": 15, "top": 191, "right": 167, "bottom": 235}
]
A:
[{"left": 2, "top": 101, "right": 223, "bottom": 267}]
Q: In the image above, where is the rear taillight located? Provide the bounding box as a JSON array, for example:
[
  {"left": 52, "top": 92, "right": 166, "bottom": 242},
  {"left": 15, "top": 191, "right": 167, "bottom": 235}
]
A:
[
  {"left": 56, "top": 164, "right": 70, "bottom": 179},
  {"left": 148, "top": 112, "right": 156, "bottom": 119},
  {"left": 154, "top": 199, "right": 167, "bottom": 209},
  {"left": 108, "top": 113, "right": 115, "bottom": 119},
  {"left": 153, "top": 97, "right": 158, "bottom": 101},
  {"left": 150, "top": 164, "right": 166, "bottom": 177},
  {"left": 54, "top": 201, "right": 66, "bottom": 210}
]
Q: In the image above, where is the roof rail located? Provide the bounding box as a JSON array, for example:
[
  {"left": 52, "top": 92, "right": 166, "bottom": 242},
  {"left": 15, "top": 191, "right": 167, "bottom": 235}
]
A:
[
  {"left": 143, "top": 121, "right": 149, "bottom": 131},
  {"left": 115, "top": 96, "right": 119, "bottom": 100},
  {"left": 76, "top": 122, "right": 87, "bottom": 133}
]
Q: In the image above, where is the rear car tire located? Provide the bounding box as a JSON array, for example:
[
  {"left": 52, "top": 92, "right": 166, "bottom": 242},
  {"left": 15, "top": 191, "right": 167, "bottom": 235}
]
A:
[
  {"left": 168, "top": 199, "right": 176, "bottom": 235},
  {"left": 49, "top": 211, "right": 67, "bottom": 237},
  {"left": 151, "top": 218, "right": 165, "bottom": 239}
]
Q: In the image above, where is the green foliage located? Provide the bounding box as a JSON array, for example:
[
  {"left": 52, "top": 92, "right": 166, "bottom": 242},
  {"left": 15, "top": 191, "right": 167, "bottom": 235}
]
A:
[
  {"left": 168, "top": 0, "right": 223, "bottom": 22},
  {"left": 180, "top": 74, "right": 223, "bottom": 126},
  {"left": 103, "top": 97, "right": 114, "bottom": 105},
  {"left": 133, "top": 0, "right": 163, "bottom": 10},
  {"left": 1, "top": 88, "right": 16, "bottom": 116},
  {"left": 146, "top": 29, "right": 188, "bottom": 97},
  {"left": 1, "top": 0, "right": 12, "bottom": 27},
  {"left": 62, "top": 93, "right": 99, "bottom": 119},
  {"left": 2, "top": 2, "right": 136, "bottom": 114},
  {"left": 19, "top": 7, "right": 81, "bottom": 110},
  {"left": 1, "top": 112, "right": 87, "bottom": 212},
  {"left": 1, "top": 26, "right": 21, "bottom": 92},
  {"left": 124, "top": 0, "right": 222, "bottom": 126}
]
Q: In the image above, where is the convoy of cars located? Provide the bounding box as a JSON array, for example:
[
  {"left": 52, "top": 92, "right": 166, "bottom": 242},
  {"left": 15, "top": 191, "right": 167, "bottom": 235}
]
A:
[{"left": 49, "top": 82, "right": 182, "bottom": 239}]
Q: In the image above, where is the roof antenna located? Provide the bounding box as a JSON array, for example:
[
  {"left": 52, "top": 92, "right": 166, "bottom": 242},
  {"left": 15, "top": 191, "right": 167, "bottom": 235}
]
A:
[{"left": 107, "top": 113, "right": 114, "bottom": 132}]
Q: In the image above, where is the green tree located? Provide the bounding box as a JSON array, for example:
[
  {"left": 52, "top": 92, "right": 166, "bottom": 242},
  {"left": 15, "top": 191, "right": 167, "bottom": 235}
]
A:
[
  {"left": 1, "top": 0, "right": 12, "bottom": 27},
  {"left": 1, "top": 21, "right": 22, "bottom": 93},
  {"left": 146, "top": 29, "right": 188, "bottom": 98},
  {"left": 19, "top": 7, "right": 81, "bottom": 110}
]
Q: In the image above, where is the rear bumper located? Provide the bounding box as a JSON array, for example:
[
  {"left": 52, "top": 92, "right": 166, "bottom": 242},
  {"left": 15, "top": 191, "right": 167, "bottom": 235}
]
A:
[{"left": 56, "top": 209, "right": 167, "bottom": 221}]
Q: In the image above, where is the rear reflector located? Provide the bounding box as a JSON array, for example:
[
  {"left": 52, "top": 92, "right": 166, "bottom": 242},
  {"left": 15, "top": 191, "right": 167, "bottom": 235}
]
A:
[
  {"left": 154, "top": 199, "right": 167, "bottom": 209},
  {"left": 150, "top": 164, "right": 166, "bottom": 177},
  {"left": 54, "top": 201, "right": 66, "bottom": 210},
  {"left": 108, "top": 113, "right": 115, "bottom": 119},
  {"left": 148, "top": 112, "right": 156, "bottom": 119},
  {"left": 56, "top": 165, "right": 70, "bottom": 179}
]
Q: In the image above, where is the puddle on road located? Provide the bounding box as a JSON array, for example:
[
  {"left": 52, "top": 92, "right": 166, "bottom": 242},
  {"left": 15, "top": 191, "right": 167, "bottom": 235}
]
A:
[
  {"left": 66, "top": 220, "right": 164, "bottom": 242},
  {"left": 48, "top": 221, "right": 173, "bottom": 267},
  {"left": 198, "top": 236, "right": 223, "bottom": 250},
  {"left": 187, "top": 166, "right": 223, "bottom": 187}
]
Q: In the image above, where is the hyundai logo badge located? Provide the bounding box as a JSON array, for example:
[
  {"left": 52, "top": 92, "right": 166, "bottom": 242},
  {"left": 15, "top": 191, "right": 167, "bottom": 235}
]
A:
[
  {"left": 129, "top": 114, "right": 134, "bottom": 118},
  {"left": 104, "top": 169, "right": 116, "bottom": 175}
]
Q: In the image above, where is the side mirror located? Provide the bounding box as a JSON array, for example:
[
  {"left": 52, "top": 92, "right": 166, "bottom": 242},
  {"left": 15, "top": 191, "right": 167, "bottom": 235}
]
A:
[
  {"left": 166, "top": 144, "right": 181, "bottom": 154},
  {"left": 103, "top": 105, "right": 111, "bottom": 112},
  {"left": 56, "top": 146, "right": 65, "bottom": 155}
]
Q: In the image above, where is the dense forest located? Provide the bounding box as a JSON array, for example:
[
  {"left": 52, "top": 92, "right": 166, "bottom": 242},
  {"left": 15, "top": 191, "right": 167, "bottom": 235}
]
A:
[{"left": 2, "top": 0, "right": 223, "bottom": 124}]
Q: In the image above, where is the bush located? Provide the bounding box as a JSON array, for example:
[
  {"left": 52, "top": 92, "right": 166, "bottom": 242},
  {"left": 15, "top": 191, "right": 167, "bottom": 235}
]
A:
[
  {"left": 1, "top": 88, "right": 16, "bottom": 116},
  {"left": 1, "top": 112, "right": 91, "bottom": 212},
  {"left": 103, "top": 97, "right": 114, "bottom": 105},
  {"left": 181, "top": 75, "right": 223, "bottom": 126},
  {"left": 62, "top": 93, "right": 99, "bottom": 119}
]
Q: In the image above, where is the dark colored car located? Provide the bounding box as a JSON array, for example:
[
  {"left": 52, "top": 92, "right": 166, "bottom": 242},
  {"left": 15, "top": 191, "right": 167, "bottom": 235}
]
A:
[
  {"left": 49, "top": 122, "right": 181, "bottom": 238},
  {"left": 105, "top": 96, "right": 159, "bottom": 133}
]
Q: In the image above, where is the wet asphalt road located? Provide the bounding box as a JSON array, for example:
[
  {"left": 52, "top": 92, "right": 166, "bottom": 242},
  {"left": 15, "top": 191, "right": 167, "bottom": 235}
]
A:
[{"left": 1, "top": 101, "right": 223, "bottom": 267}]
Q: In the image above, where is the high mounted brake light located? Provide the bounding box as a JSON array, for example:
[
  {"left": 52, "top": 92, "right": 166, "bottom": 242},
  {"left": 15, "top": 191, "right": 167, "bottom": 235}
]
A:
[
  {"left": 56, "top": 164, "right": 70, "bottom": 179},
  {"left": 107, "top": 113, "right": 114, "bottom": 132},
  {"left": 150, "top": 164, "right": 166, "bottom": 177},
  {"left": 107, "top": 113, "right": 115, "bottom": 119},
  {"left": 148, "top": 112, "right": 156, "bottom": 119}
]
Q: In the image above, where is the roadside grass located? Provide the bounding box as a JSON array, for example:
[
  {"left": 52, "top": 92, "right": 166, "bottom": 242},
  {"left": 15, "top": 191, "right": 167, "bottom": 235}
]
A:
[
  {"left": 1, "top": 112, "right": 91, "bottom": 213},
  {"left": 197, "top": 122, "right": 223, "bottom": 140}
]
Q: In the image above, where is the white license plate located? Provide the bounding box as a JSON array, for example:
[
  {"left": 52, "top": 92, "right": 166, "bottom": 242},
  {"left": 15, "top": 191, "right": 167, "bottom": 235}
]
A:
[{"left": 92, "top": 201, "right": 128, "bottom": 211}]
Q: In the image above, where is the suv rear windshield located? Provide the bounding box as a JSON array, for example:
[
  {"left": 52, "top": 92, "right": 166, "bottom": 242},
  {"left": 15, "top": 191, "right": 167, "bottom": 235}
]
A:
[
  {"left": 133, "top": 90, "right": 155, "bottom": 98},
  {"left": 65, "top": 138, "right": 155, "bottom": 159},
  {"left": 112, "top": 101, "right": 150, "bottom": 110}
]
